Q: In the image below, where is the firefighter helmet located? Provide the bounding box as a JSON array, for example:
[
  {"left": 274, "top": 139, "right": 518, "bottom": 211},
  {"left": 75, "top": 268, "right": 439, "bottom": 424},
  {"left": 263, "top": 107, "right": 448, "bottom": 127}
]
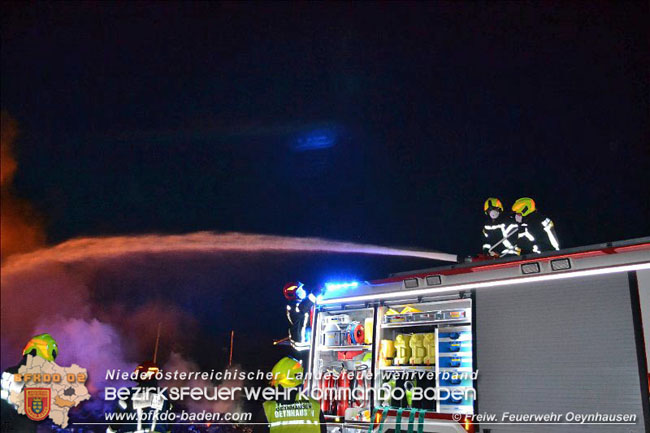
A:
[
  {"left": 483, "top": 198, "right": 504, "bottom": 214},
  {"left": 283, "top": 282, "right": 303, "bottom": 301},
  {"left": 22, "top": 333, "right": 58, "bottom": 362},
  {"left": 134, "top": 361, "right": 160, "bottom": 381},
  {"left": 512, "top": 197, "right": 536, "bottom": 217},
  {"left": 270, "top": 357, "right": 304, "bottom": 388}
]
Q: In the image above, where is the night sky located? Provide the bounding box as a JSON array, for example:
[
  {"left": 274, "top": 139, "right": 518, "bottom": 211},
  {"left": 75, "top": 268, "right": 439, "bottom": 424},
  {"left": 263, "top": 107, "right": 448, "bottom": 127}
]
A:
[
  {"left": 3, "top": 1, "right": 648, "bottom": 254},
  {"left": 1, "top": 0, "right": 649, "bottom": 379}
]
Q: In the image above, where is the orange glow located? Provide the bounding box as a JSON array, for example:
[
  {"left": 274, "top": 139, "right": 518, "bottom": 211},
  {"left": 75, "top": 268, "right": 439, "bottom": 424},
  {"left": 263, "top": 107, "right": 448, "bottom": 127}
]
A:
[{"left": 1, "top": 111, "right": 45, "bottom": 262}]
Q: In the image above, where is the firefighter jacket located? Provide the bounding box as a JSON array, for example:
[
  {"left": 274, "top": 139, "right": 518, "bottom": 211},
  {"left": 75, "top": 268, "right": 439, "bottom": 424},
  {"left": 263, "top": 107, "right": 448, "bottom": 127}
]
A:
[
  {"left": 286, "top": 296, "right": 314, "bottom": 351},
  {"left": 263, "top": 395, "right": 324, "bottom": 433},
  {"left": 516, "top": 213, "right": 560, "bottom": 254},
  {"left": 108, "top": 385, "right": 171, "bottom": 433},
  {"left": 482, "top": 216, "right": 519, "bottom": 256},
  {"left": 1, "top": 357, "right": 37, "bottom": 432}
]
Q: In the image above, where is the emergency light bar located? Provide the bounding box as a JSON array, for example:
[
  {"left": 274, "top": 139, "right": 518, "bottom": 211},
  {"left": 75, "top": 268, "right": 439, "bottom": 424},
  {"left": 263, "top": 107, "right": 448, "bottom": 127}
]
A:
[
  {"left": 317, "top": 262, "right": 650, "bottom": 305},
  {"left": 324, "top": 281, "right": 359, "bottom": 291}
]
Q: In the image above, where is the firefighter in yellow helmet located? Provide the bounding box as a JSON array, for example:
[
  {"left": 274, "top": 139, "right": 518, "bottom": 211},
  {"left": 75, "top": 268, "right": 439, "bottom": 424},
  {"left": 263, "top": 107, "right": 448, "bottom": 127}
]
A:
[
  {"left": 22, "top": 333, "right": 59, "bottom": 361},
  {"left": 1, "top": 334, "right": 58, "bottom": 432},
  {"left": 107, "top": 361, "right": 170, "bottom": 433},
  {"left": 482, "top": 198, "right": 519, "bottom": 257},
  {"left": 259, "top": 357, "right": 325, "bottom": 433},
  {"left": 512, "top": 197, "right": 560, "bottom": 254}
]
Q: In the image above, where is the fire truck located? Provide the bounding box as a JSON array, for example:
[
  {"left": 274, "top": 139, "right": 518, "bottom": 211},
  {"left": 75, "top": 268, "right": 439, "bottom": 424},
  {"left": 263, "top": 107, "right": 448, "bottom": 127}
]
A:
[{"left": 307, "top": 237, "right": 650, "bottom": 433}]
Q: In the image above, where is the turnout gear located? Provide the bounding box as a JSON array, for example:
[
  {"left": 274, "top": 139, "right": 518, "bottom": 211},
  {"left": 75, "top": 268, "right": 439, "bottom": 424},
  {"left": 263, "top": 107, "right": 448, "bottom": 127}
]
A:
[
  {"left": 261, "top": 357, "right": 326, "bottom": 433},
  {"left": 4, "top": 334, "right": 58, "bottom": 411},
  {"left": 482, "top": 217, "right": 519, "bottom": 256},
  {"left": 285, "top": 283, "right": 316, "bottom": 351},
  {"left": 2, "top": 334, "right": 60, "bottom": 432},
  {"left": 107, "top": 361, "right": 170, "bottom": 433},
  {"left": 263, "top": 395, "right": 322, "bottom": 433},
  {"left": 482, "top": 198, "right": 518, "bottom": 257},
  {"left": 512, "top": 198, "right": 560, "bottom": 254},
  {"left": 108, "top": 387, "right": 170, "bottom": 433},
  {"left": 2, "top": 368, "right": 36, "bottom": 432},
  {"left": 22, "top": 333, "right": 58, "bottom": 362}
]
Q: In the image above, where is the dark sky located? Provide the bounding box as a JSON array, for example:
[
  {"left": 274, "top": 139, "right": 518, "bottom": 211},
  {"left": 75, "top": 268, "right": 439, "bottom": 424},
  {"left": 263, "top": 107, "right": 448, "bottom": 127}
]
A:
[{"left": 2, "top": 2, "right": 649, "bottom": 256}]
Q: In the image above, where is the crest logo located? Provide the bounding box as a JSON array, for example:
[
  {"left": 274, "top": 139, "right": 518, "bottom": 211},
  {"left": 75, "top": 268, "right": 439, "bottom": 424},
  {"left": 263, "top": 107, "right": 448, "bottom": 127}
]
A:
[{"left": 25, "top": 388, "right": 51, "bottom": 422}]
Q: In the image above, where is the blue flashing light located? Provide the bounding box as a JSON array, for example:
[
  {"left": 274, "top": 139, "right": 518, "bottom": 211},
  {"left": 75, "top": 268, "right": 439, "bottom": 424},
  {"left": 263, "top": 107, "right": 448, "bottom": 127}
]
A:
[
  {"left": 293, "top": 129, "right": 337, "bottom": 151},
  {"left": 324, "top": 281, "right": 359, "bottom": 292}
]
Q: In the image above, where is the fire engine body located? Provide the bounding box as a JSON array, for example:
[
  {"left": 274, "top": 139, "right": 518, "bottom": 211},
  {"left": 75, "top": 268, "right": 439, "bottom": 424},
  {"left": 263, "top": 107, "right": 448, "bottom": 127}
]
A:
[{"left": 307, "top": 237, "right": 650, "bottom": 433}]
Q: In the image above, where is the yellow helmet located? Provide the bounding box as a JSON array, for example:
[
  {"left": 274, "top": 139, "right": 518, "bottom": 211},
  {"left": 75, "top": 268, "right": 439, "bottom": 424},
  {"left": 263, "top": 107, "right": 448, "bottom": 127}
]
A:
[
  {"left": 270, "top": 357, "right": 304, "bottom": 388},
  {"left": 483, "top": 198, "right": 503, "bottom": 214},
  {"left": 134, "top": 361, "right": 160, "bottom": 381},
  {"left": 512, "top": 197, "right": 536, "bottom": 217},
  {"left": 22, "top": 333, "right": 58, "bottom": 362}
]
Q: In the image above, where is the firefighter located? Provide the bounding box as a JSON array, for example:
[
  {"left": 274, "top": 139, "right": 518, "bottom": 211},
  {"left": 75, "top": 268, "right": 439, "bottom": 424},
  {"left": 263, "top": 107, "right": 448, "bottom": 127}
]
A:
[
  {"left": 1, "top": 334, "right": 58, "bottom": 432},
  {"left": 284, "top": 282, "right": 316, "bottom": 352},
  {"left": 482, "top": 198, "right": 519, "bottom": 257},
  {"left": 261, "top": 357, "right": 326, "bottom": 433},
  {"left": 511, "top": 197, "right": 560, "bottom": 254},
  {"left": 107, "top": 361, "right": 171, "bottom": 433}
]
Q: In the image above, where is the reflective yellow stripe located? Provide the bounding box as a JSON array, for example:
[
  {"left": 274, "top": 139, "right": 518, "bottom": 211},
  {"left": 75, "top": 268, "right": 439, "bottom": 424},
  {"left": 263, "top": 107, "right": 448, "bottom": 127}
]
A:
[{"left": 270, "top": 420, "right": 319, "bottom": 427}]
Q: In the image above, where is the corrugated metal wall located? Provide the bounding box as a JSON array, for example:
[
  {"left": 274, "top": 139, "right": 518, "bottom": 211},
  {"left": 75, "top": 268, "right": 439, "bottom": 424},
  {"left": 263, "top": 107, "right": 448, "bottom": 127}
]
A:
[{"left": 475, "top": 272, "right": 647, "bottom": 433}]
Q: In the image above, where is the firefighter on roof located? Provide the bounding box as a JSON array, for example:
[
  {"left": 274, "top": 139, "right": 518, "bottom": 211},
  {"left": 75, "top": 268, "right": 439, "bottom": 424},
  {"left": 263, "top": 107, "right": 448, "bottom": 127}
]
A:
[
  {"left": 512, "top": 197, "right": 560, "bottom": 254},
  {"left": 482, "top": 198, "right": 519, "bottom": 257},
  {"left": 260, "top": 357, "right": 326, "bottom": 433}
]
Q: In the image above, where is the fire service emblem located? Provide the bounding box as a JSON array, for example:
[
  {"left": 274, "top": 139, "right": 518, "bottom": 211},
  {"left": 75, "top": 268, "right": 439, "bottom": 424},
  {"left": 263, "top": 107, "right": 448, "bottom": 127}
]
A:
[{"left": 25, "top": 388, "right": 51, "bottom": 422}]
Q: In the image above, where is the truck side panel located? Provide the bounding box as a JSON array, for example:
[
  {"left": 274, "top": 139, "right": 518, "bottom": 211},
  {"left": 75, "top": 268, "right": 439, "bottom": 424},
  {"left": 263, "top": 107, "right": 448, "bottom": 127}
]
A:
[
  {"left": 475, "top": 272, "right": 647, "bottom": 433},
  {"left": 637, "top": 269, "right": 650, "bottom": 371}
]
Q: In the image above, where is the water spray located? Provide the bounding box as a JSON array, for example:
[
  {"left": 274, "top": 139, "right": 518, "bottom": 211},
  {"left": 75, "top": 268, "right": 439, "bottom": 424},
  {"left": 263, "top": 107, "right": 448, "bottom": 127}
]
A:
[{"left": 1, "top": 231, "right": 457, "bottom": 276}]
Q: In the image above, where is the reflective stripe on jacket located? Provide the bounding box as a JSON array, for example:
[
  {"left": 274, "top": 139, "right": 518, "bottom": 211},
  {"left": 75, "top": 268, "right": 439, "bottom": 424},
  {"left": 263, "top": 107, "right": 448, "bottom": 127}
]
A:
[
  {"left": 517, "top": 214, "right": 560, "bottom": 254},
  {"left": 263, "top": 397, "right": 321, "bottom": 433}
]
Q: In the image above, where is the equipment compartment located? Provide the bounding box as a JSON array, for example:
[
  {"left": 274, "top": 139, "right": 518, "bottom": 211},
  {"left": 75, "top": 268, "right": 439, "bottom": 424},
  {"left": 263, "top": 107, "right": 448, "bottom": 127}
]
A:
[
  {"left": 374, "top": 299, "right": 474, "bottom": 415},
  {"left": 312, "top": 307, "right": 375, "bottom": 425}
]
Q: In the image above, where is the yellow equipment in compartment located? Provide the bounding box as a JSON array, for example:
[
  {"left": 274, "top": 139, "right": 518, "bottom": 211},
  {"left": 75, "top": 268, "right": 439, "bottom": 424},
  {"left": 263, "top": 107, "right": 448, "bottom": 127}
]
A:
[
  {"left": 379, "top": 339, "right": 395, "bottom": 366},
  {"left": 423, "top": 333, "right": 436, "bottom": 365},
  {"left": 409, "top": 334, "right": 425, "bottom": 365},
  {"left": 394, "top": 334, "right": 411, "bottom": 365},
  {"left": 364, "top": 318, "right": 374, "bottom": 344}
]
